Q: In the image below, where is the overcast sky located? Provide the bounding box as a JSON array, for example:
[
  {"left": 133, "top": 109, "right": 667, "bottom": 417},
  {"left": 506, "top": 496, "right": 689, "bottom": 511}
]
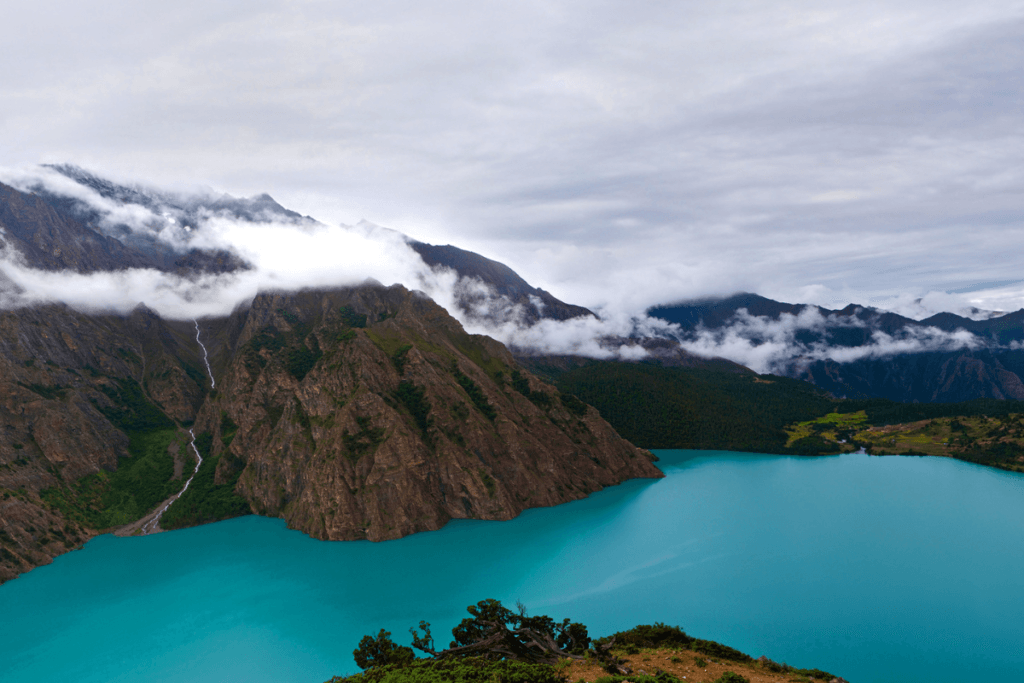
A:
[{"left": 3, "top": 0, "right": 1023, "bottom": 317}]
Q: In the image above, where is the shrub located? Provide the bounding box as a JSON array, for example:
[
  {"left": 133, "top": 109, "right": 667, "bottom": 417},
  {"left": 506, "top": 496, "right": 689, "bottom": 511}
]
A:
[
  {"left": 327, "top": 657, "right": 564, "bottom": 683},
  {"left": 353, "top": 629, "right": 415, "bottom": 671},
  {"left": 692, "top": 639, "right": 752, "bottom": 663},
  {"left": 713, "top": 673, "right": 749, "bottom": 683},
  {"left": 596, "top": 623, "right": 693, "bottom": 650}
]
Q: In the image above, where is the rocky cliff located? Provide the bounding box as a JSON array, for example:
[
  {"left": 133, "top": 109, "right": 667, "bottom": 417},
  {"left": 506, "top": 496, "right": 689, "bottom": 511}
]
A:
[
  {"left": 0, "top": 304, "right": 209, "bottom": 582},
  {"left": 0, "top": 284, "right": 660, "bottom": 583},
  {"left": 190, "top": 284, "right": 659, "bottom": 542}
]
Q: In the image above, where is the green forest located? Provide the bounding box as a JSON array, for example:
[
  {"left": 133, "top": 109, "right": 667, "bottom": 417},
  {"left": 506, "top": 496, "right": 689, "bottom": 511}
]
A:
[{"left": 544, "top": 360, "right": 1024, "bottom": 469}]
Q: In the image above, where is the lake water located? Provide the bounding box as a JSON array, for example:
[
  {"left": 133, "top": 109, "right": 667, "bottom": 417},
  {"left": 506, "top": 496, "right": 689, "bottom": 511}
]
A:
[{"left": 3, "top": 450, "right": 1024, "bottom": 683}]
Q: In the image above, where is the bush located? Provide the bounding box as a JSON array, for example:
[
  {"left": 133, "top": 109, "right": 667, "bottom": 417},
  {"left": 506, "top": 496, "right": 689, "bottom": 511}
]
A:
[
  {"left": 596, "top": 623, "right": 693, "bottom": 650},
  {"left": 713, "top": 673, "right": 749, "bottom": 683},
  {"left": 353, "top": 629, "right": 415, "bottom": 671},
  {"left": 692, "top": 639, "right": 752, "bottom": 663},
  {"left": 326, "top": 657, "right": 564, "bottom": 683}
]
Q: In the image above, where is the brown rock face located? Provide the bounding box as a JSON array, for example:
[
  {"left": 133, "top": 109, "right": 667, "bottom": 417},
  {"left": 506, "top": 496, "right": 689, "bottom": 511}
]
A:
[
  {"left": 0, "top": 304, "right": 210, "bottom": 583},
  {"left": 193, "top": 285, "right": 662, "bottom": 542},
  {"left": 0, "top": 284, "right": 661, "bottom": 583}
]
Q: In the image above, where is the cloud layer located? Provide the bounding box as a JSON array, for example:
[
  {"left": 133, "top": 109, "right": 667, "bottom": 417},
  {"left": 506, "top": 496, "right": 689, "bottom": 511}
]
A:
[
  {"left": 4, "top": 165, "right": 1019, "bottom": 374},
  {"left": 1, "top": 2, "right": 1022, "bottom": 316},
  {"left": 0, "top": 167, "right": 661, "bottom": 360},
  {"left": 674, "top": 307, "right": 985, "bottom": 374}
]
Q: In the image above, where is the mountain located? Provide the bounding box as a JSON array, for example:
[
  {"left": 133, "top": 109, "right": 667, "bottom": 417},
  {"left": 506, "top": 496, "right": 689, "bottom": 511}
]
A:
[
  {"left": 409, "top": 242, "right": 594, "bottom": 324},
  {"left": 0, "top": 178, "right": 248, "bottom": 274},
  {"left": 0, "top": 282, "right": 659, "bottom": 583},
  {"left": 1, "top": 167, "right": 592, "bottom": 326},
  {"left": 649, "top": 293, "right": 1024, "bottom": 402}
]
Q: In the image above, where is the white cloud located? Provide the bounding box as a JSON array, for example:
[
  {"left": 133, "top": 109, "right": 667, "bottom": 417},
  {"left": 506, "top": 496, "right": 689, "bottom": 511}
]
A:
[{"left": 674, "top": 307, "right": 987, "bottom": 374}]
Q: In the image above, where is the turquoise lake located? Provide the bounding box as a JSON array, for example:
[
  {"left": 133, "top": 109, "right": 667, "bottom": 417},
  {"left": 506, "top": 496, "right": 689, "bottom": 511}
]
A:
[{"left": 3, "top": 450, "right": 1024, "bottom": 683}]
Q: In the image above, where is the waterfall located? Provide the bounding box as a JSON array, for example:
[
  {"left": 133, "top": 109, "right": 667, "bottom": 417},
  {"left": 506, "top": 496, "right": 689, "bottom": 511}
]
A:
[
  {"left": 142, "top": 321, "right": 215, "bottom": 533},
  {"left": 142, "top": 429, "right": 203, "bottom": 534},
  {"left": 195, "top": 319, "right": 215, "bottom": 389}
]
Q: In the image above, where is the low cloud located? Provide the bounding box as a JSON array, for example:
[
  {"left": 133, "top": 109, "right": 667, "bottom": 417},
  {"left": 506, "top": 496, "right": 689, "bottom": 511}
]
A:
[
  {"left": 2, "top": 167, "right": 1017, "bottom": 369},
  {"left": 0, "top": 168, "right": 654, "bottom": 359},
  {"left": 674, "top": 307, "right": 986, "bottom": 374}
]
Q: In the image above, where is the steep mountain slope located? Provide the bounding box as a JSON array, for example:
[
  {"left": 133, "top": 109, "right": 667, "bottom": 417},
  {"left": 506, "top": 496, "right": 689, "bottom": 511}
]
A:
[
  {"left": 2, "top": 167, "right": 591, "bottom": 325},
  {"left": 0, "top": 304, "right": 210, "bottom": 582},
  {"left": 189, "top": 284, "right": 656, "bottom": 542},
  {"left": 0, "top": 180, "right": 246, "bottom": 274},
  {"left": 409, "top": 242, "right": 594, "bottom": 324},
  {"left": 0, "top": 284, "right": 659, "bottom": 583}
]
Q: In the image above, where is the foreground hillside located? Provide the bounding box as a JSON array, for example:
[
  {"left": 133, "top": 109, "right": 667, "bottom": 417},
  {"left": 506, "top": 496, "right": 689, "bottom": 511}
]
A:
[
  {"left": 325, "top": 601, "right": 844, "bottom": 683},
  {"left": 0, "top": 284, "right": 659, "bottom": 583}
]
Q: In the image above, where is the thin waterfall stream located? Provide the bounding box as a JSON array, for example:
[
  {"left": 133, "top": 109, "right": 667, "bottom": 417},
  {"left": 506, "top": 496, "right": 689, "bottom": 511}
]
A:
[
  {"left": 142, "top": 320, "right": 215, "bottom": 534},
  {"left": 195, "top": 318, "right": 215, "bottom": 388},
  {"left": 142, "top": 429, "right": 203, "bottom": 534}
]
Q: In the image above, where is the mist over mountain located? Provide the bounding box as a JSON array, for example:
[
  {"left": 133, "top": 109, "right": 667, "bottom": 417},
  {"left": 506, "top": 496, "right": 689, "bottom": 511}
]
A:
[
  {"left": 650, "top": 293, "right": 1024, "bottom": 401},
  {"left": 4, "top": 165, "right": 1024, "bottom": 402},
  {"left": 0, "top": 166, "right": 630, "bottom": 351}
]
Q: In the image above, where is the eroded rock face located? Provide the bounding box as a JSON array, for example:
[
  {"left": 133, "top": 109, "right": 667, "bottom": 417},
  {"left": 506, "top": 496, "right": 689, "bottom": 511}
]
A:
[
  {"left": 0, "top": 285, "right": 661, "bottom": 583},
  {"left": 192, "top": 285, "right": 661, "bottom": 542}
]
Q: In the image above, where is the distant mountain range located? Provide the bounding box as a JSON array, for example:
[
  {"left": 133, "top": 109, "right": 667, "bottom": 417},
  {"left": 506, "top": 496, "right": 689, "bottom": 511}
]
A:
[{"left": 649, "top": 293, "right": 1024, "bottom": 402}]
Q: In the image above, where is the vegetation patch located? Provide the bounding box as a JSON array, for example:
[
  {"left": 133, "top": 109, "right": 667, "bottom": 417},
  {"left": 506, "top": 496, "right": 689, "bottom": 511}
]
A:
[
  {"left": 559, "top": 393, "right": 588, "bottom": 417},
  {"left": 161, "top": 432, "right": 251, "bottom": 529},
  {"left": 40, "top": 429, "right": 182, "bottom": 528},
  {"left": 220, "top": 411, "right": 239, "bottom": 448},
  {"left": 39, "top": 378, "right": 189, "bottom": 528},
  {"left": 287, "top": 336, "right": 323, "bottom": 381},
  {"left": 326, "top": 657, "right": 564, "bottom": 683},
  {"left": 327, "top": 600, "right": 841, "bottom": 683},
  {"left": 452, "top": 362, "right": 496, "bottom": 421},
  {"left": 343, "top": 416, "right": 387, "bottom": 463},
  {"left": 509, "top": 369, "right": 553, "bottom": 409},
  {"left": 339, "top": 306, "right": 368, "bottom": 329},
  {"left": 95, "top": 377, "right": 176, "bottom": 432},
  {"left": 477, "top": 469, "right": 496, "bottom": 498},
  {"left": 395, "top": 381, "right": 432, "bottom": 437},
  {"left": 554, "top": 363, "right": 834, "bottom": 452},
  {"left": 18, "top": 382, "right": 67, "bottom": 401},
  {"left": 391, "top": 344, "right": 413, "bottom": 375},
  {"left": 451, "top": 333, "right": 506, "bottom": 380}
]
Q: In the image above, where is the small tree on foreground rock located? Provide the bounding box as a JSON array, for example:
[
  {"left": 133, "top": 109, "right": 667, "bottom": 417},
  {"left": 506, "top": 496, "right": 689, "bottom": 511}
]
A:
[{"left": 352, "top": 629, "right": 415, "bottom": 670}]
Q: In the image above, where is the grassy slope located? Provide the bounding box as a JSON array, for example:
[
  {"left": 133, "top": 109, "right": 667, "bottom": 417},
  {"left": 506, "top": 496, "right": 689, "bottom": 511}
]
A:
[{"left": 785, "top": 409, "right": 1024, "bottom": 472}]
